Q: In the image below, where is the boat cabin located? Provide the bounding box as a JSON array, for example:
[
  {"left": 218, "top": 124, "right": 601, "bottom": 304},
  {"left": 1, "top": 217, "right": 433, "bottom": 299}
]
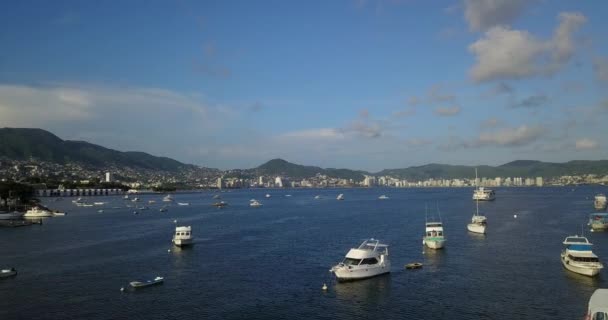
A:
[
  {"left": 341, "top": 239, "right": 389, "bottom": 267},
  {"left": 174, "top": 226, "right": 191, "bottom": 238}
]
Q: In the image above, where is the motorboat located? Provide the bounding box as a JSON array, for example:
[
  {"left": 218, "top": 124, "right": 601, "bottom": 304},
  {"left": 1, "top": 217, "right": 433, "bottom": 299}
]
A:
[
  {"left": 131, "top": 197, "right": 140, "bottom": 202},
  {"left": 23, "top": 207, "right": 53, "bottom": 218},
  {"left": 589, "top": 213, "right": 608, "bottom": 232},
  {"left": 93, "top": 202, "right": 105, "bottom": 206},
  {"left": 250, "top": 199, "right": 263, "bottom": 207},
  {"left": 0, "top": 268, "right": 17, "bottom": 279},
  {"left": 337, "top": 194, "right": 345, "bottom": 200},
  {"left": 172, "top": 226, "right": 193, "bottom": 247},
  {"left": 159, "top": 206, "right": 168, "bottom": 212},
  {"left": 472, "top": 187, "right": 495, "bottom": 201},
  {"left": 212, "top": 201, "right": 228, "bottom": 208},
  {"left": 467, "top": 200, "right": 487, "bottom": 234},
  {"left": 585, "top": 289, "right": 608, "bottom": 320},
  {"left": 129, "top": 276, "right": 164, "bottom": 289},
  {"left": 472, "top": 169, "right": 495, "bottom": 201},
  {"left": 378, "top": 195, "right": 389, "bottom": 200},
  {"left": 148, "top": 200, "right": 156, "bottom": 204},
  {"left": 330, "top": 238, "right": 390, "bottom": 281},
  {"left": 177, "top": 202, "right": 190, "bottom": 206},
  {"left": 163, "top": 195, "right": 174, "bottom": 202},
  {"left": 314, "top": 195, "right": 321, "bottom": 199},
  {"left": 0, "top": 211, "right": 23, "bottom": 220},
  {"left": 285, "top": 194, "right": 292, "bottom": 197},
  {"left": 561, "top": 235, "right": 603, "bottom": 277},
  {"left": 72, "top": 197, "right": 84, "bottom": 203},
  {"left": 124, "top": 195, "right": 129, "bottom": 199},
  {"left": 265, "top": 194, "right": 271, "bottom": 198},
  {"left": 595, "top": 194, "right": 607, "bottom": 210},
  {"left": 51, "top": 210, "right": 67, "bottom": 216}
]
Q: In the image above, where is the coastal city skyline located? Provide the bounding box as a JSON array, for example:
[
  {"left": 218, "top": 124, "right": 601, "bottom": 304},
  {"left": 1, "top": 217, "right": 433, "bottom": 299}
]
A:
[{"left": 1, "top": 1, "right": 608, "bottom": 171}]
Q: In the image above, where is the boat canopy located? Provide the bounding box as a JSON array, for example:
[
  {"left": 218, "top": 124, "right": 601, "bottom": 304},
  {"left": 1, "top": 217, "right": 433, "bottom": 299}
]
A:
[
  {"left": 589, "top": 289, "right": 608, "bottom": 315},
  {"left": 563, "top": 236, "right": 590, "bottom": 244},
  {"left": 175, "top": 226, "right": 191, "bottom": 232},
  {"left": 426, "top": 222, "right": 443, "bottom": 227}
]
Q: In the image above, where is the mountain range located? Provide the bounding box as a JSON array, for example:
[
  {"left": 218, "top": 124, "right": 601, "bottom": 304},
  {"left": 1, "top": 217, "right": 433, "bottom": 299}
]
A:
[{"left": 1, "top": 128, "right": 608, "bottom": 180}]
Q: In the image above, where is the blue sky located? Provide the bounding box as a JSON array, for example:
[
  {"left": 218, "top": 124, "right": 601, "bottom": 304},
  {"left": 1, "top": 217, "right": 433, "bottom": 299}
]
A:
[{"left": 1, "top": 0, "right": 607, "bottom": 171}]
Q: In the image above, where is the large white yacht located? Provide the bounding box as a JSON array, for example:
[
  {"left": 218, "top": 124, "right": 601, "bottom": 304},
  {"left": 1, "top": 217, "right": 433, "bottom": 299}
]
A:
[
  {"left": 561, "top": 235, "right": 603, "bottom": 277},
  {"left": 467, "top": 200, "right": 487, "bottom": 234},
  {"left": 172, "top": 226, "right": 193, "bottom": 247},
  {"left": 330, "top": 239, "right": 390, "bottom": 281},
  {"left": 23, "top": 207, "right": 53, "bottom": 218},
  {"left": 595, "top": 194, "right": 607, "bottom": 210}
]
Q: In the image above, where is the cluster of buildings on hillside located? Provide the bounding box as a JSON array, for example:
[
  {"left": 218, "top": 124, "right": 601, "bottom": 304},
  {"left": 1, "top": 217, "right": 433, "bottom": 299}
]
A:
[{"left": 2, "top": 158, "right": 607, "bottom": 190}]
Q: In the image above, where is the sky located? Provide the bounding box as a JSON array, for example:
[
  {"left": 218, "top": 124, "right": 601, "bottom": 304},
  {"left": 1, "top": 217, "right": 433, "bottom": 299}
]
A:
[{"left": 1, "top": 0, "right": 607, "bottom": 172}]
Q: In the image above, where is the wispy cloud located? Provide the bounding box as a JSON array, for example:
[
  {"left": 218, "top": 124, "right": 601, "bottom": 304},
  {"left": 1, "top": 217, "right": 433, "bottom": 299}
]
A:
[
  {"left": 477, "top": 125, "right": 545, "bottom": 146},
  {"left": 575, "top": 138, "right": 599, "bottom": 150},
  {"left": 464, "top": 0, "right": 536, "bottom": 32}
]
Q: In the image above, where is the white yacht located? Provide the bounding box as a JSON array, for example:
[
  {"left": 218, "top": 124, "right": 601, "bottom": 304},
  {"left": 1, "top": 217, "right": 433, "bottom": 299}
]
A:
[
  {"left": 467, "top": 200, "right": 487, "bottom": 234},
  {"left": 337, "top": 194, "right": 345, "bottom": 200},
  {"left": 163, "top": 195, "right": 174, "bottom": 202},
  {"left": 586, "top": 289, "right": 608, "bottom": 320},
  {"left": 561, "top": 235, "right": 603, "bottom": 277},
  {"left": 330, "top": 239, "right": 390, "bottom": 281},
  {"left": 0, "top": 211, "right": 23, "bottom": 220},
  {"left": 23, "top": 207, "right": 53, "bottom": 218},
  {"left": 589, "top": 213, "right": 608, "bottom": 232},
  {"left": 378, "top": 195, "right": 389, "bottom": 200},
  {"left": 595, "top": 194, "right": 607, "bottom": 210},
  {"left": 250, "top": 199, "right": 263, "bottom": 207},
  {"left": 472, "top": 169, "right": 496, "bottom": 201},
  {"left": 423, "top": 221, "right": 446, "bottom": 249},
  {"left": 172, "top": 226, "right": 193, "bottom": 247}
]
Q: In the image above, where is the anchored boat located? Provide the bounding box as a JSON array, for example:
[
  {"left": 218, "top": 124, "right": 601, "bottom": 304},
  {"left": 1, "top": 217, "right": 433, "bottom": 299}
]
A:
[
  {"left": 467, "top": 200, "right": 487, "bottom": 234},
  {"left": 561, "top": 235, "right": 603, "bottom": 277},
  {"left": 330, "top": 239, "right": 390, "bottom": 281},
  {"left": 0, "top": 268, "right": 17, "bottom": 279},
  {"left": 588, "top": 213, "right": 608, "bottom": 232},
  {"left": 129, "top": 276, "right": 164, "bottom": 289},
  {"left": 172, "top": 226, "right": 193, "bottom": 247},
  {"left": 595, "top": 194, "right": 607, "bottom": 210}
]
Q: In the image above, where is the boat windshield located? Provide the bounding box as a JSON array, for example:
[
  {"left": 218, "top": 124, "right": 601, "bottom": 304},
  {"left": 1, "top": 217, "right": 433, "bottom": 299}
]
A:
[
  {"left": 565, "top": 237, "right": 588, "bottom": 243},
  {"left": 427, "top": 231, "right": 443, "bottom": 237},
  {"left": 568, "top": 255, "right": 599, "bottom": 262},
  {"left": 343, "top": 258, "right": 361, "bottom": 266}
]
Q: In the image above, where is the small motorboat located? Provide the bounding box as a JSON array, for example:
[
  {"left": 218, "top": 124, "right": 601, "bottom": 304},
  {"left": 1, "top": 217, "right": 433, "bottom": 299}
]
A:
[
  {"left": 314, "top": 195, "right": 321, "bottom": 199},
  {"left": 336, "top": 194, "right": 345, "bottom": 200},
  {"left": 212, "top": 201, "right": 228, "bottom": 208},
  {"left": 378, "top": 195, "right": 389, "bottom": 200},
  {"left": 177, "top": 202, "right": 190, "bottom": 206},
  {"left": 265, "top": 194, "right": 271, "bottom": 198},
  {"left": 129, "top": 276, "right": 164, "bottom": 289},
  {"left": 213, "top": 194, "right": 221, "bottom": 199},
  {"left": 0, "top": 268, "right": 17, "bottom": 279},
  {"left": 250, "top": 199, "right": 263, "bottom": 207},
  {"left": 405, "top": 262, "right": 423, "bottom": 269},
  {"left": 159, "top": 207, "right": 168, "bottom": 212},
  {"left": 52, "top": 210, "right": 67, "bottom": 216}
]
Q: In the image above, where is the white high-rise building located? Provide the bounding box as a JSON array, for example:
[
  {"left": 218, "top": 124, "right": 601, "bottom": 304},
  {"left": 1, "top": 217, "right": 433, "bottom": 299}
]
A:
[
  {"left": 275, "top": 176, "right": 283, "bottom": 188},
  {"left": 536, "top": 177, "right": 544, "bottom": 187},
  {"left": 217, "top": 177, "right": 223, "bottom": 189},
  {"left": 105, "top": 172, "right": 112, "bottom": 182}
]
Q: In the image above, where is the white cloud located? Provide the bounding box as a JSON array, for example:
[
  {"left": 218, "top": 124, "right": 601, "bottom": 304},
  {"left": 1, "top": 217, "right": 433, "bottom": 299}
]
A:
[
  {"left": 477, "top": 125, "right": 544, "bottom": 146},
  {"left": 575, "top": 138, "right": 598, "bottom": 150},
  {"left": 434, "top": 105, "right": 461, "bottom": 116},
  {"left": 464, "top": 0, "right": 534, "bottom": 32},
  {"left": 280, "top": 128, "right": 344, "bottom": 141},
  {"left": 468, "top": 12, "right": 586, "bottom": 82}
]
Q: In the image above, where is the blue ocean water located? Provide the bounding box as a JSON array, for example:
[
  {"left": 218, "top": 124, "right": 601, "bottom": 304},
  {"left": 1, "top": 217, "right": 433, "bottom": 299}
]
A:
[{"left": 1, "top": 186, "right": 607, "bottom": 319}]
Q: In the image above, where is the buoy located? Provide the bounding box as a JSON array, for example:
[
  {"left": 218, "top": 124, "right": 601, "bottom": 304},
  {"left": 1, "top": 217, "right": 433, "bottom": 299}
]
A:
[
  {"left": 322, "top": 283, "right": 328, "bottom": 291},
  {"left": 513, "top": 214, "right": 518, "bottom": 218},
  {"left": 120, "top": 287, "right": 124, "bottom": 292},
  {"left": 173, "top": 219, "right": 177, "bottom": 223},
  {"left": 167, "top": 249, "right": 171, "bottom": 253}
]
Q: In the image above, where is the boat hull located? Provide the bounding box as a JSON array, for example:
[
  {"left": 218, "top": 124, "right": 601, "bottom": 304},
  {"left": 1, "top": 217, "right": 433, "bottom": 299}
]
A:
[
  {"left": 467, "top": 223, "right": 486, "bottom": 234},
  {"left": 561, "top": 254, "right": 602, "bottom": 277},
  {"left": 423, "top": 238, "right": 446, "bottom": 249},
  {"left": 172, "top": 239, "right": 193, "bottom": 247},
  {"left": 332, "top": 264, "right": 390, "bottom": 281}
]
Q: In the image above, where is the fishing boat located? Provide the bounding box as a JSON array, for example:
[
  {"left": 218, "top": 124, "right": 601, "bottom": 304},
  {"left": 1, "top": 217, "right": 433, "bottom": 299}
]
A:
[
  {"left": 467, "top": 200, "right": 487, "bottom": 234},
  {"left": 330, "top": 238, "right": 390, "bottom": 281},
  {"left": 23, "top": 207, "right": 53, "bottom": 218},
  {"left": 172, "top": 226, "right": 193, "bottom": 247},
  {"left": 561, "top": 235, "right": 603, "bottom": 277},
  {"left": 472, "top": 168, "right": 495, "bottom": 201},
  {"left": 163, "top": 195, "right": 174, "bottom": 202},
  {"left": 585, "top": 289, "right": 608, "bottom": 320},
  {"left": 589, "top": 213, "right": 608, "bottom": 231},
  {"left": 129, "top": 276, "right": 164, "bottom": 289},
  {"left": 0, "top": 268, "right": 17, "bottom": 279},
  {"left": 595, "top": 194, "right": 607, "bottom": 210},
  {"left": 378, "top": 195, "right": 389, "bottom": 200},
  {"left": 250, "top": 199, "right": 263, "bottom": 207},
  {"left": 423, "top": 220, "right": 446, "bottom": 249},
  {"left": 337, "top": 194, "right": 345, "bottom": 200}
]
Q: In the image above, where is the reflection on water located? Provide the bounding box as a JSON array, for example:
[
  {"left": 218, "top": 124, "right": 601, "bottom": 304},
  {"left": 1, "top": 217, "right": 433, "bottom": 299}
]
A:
[
  {"left": 333, "top": 273, "right": 391, "bottom": 305},
  {"left": 563, "top": 268, "right": 601, "bottom": 287}
]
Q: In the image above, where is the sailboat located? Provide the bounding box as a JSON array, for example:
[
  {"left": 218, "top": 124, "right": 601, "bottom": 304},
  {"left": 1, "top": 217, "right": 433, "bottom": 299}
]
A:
[
  {"left": 423, "top": 204, "right": 446, "bottom": 249},
  {"left": 467, "top": 200, "right": 487, "bottom": 234}
]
